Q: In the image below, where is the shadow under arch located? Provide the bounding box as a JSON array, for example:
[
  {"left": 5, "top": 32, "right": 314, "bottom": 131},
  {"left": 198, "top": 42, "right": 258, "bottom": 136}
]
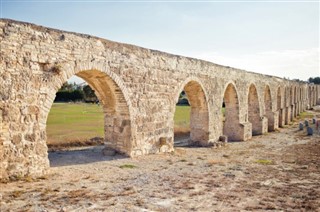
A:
[
  {"left": 248, "top": 83, "right": 262, "bottom": 136},
  {"left": 222, "top": 82, "right": 242, "bottom": 141},
  {"left": 264, "top": 85, "right": 274, "bottom": 131},
  {"left": 40, "top": 68, "right": 134, "bottom": 156},
  {"left": 173, "top": 77, "right": 209, "bottom": 145}
]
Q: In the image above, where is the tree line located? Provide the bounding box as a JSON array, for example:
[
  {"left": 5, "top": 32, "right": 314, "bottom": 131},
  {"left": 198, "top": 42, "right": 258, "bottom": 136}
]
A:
[
  {"left": 308, "top": 77, "right": 320, "bottom": 84},
  {"left": 54, "top": 82, "right": 98, "bottom": 103}
]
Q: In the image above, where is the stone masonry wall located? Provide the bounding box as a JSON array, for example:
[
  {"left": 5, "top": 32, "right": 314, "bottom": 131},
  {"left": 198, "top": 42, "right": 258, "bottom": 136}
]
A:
[{"left": 0, "top": 19, "right": 319, "bottom": 180}]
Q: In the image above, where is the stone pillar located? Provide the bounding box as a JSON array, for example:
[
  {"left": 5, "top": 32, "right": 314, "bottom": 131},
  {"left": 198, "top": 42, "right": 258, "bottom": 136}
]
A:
[
  {"left": 250, "top": 116, "right": 268, "bottom": 136},
  {"left": 294, "top": 104, "right": 298, "bottom": 117},
  {"left": 290, "top": 105, "right": 294, "bottom": 121},
  {"left": 297, "top": 102, "right": 301, "bottom": 115},
  {"left": 190, "top": 109, "right": 209, "bottom": 146},
  {"left": 278, "top": 109, "right": 285, "bottom": 127},
  {"left": 104, "top": 114, "right": 132, "bottom": 154},
  {"left": 286, "top": 106, "right": 292, "bottom": 124},
  {"left": 261, "top": 116, "right": 268, "bottom": 134},
  {"left": 224, "top": 121, "right": 250, "bottom": 142},
  {"left": 0, "top": 104, "right": 50, "bottom": 181},
  {"left": 241, "top": 122, "right": 252, "bottom": 141},
  {"left": 269, "top": 111, "right": 278, "bottom": 131}
]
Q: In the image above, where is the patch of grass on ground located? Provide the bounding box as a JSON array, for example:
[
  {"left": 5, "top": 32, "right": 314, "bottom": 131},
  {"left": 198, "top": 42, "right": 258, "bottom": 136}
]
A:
[
  {"left": 255, "top": 159, "right": 274, "bottom": 165},
  {"left": 299, "top": 111, "right": 314, "bottom": 119},
  {"left": 119, "top": 164, "right": 137, "bottom": 169}
]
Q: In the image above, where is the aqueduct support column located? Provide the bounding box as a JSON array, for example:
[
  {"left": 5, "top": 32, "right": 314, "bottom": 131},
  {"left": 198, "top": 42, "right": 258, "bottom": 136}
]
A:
[
  {"left": 248, "top": 84, "right": 267, "bottom": 135},
  {"left": 264, "top": 86, "right": 276, "bottom": 131},
  {"left": 223, "top": 83, "right": 252, "bottom": 141}
]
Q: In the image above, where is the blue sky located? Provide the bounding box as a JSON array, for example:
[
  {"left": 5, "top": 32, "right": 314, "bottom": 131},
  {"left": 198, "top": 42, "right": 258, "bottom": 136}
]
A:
[{"left": 1, "top": 0, "right": 319, "bottom": 82}]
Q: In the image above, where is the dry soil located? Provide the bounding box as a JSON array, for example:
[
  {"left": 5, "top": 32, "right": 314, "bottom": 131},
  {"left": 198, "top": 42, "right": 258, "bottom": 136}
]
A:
[{"left": 1, "top": 111, "right": 320, "bottom": 211}]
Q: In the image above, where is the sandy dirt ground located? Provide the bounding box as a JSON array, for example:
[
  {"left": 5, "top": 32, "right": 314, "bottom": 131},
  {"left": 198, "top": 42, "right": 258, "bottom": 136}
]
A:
[{"left": 1, "top": 111, "right": 320, "bottom": 211}]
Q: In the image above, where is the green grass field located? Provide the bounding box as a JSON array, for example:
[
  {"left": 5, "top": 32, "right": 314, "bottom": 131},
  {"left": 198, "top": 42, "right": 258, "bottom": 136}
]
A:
[
  {"left": 47, "top": 103, "right": 191, "bottom": 144},
  {"left": 174, "top": 105, "right": 190, "bottom": 128},
  {"left": 47, "top": 103, "right": 104, "bottom": 144}
]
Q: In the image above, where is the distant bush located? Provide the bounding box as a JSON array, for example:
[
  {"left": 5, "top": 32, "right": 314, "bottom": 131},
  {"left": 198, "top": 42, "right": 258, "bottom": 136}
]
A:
[
  {"left": 55, "top": 90, "right": 84, "bottom": 102},
  {"left": 54, "top": 82, "right": 98, "bottom": 102}
]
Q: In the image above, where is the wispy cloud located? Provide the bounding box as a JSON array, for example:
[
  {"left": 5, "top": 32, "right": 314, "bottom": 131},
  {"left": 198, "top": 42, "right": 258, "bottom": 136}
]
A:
[{"left": 192, "top": 48, "right": 319, "bottom": 81}]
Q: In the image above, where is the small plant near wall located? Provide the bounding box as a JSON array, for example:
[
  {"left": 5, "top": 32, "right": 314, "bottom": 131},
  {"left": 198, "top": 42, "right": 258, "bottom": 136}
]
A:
[{"left": 50, "top": 64, "right": 62, "bottom": 75}]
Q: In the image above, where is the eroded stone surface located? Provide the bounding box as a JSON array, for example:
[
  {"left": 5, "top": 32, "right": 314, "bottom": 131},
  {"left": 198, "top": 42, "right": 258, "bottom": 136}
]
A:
[{"left": 0, "top": 19, "right": 319, "bottom": 180}]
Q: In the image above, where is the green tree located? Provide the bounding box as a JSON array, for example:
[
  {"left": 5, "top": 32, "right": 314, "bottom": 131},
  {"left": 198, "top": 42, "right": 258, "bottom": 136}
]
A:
[
  {"left": 83, "top": 85, "right": 98, "bottom": 102},
  {"left": 308, "top": 77, "right": 320, "bottom": 84}
]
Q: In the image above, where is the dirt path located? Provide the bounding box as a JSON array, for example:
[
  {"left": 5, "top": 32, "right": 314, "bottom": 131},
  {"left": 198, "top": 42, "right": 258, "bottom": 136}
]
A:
[{"left": 1, "top": 113, "right": 320, "bottom": 211}]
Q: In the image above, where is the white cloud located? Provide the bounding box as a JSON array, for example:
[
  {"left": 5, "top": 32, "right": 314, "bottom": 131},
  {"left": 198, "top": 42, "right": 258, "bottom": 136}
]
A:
[{"left": 192, "top": 48, "right": 319, "bottom": 81}]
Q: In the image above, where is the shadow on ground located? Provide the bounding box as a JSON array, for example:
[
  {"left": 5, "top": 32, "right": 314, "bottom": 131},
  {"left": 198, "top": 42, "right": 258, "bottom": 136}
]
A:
[{"left": 48, "top": 145, "right": 127, "bottom": 167}]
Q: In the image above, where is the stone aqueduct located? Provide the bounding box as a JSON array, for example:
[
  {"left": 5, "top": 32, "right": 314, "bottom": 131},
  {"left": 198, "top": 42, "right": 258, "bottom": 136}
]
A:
[{"left": 0, "top": 19, "right": 319, "bottom": 180}]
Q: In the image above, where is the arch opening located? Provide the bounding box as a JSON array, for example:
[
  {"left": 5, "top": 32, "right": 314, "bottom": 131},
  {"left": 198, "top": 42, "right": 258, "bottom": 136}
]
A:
[
  {"left": 248, "top": 84, "right": 262, "bottom": 136},
  {"left": 174, "top": 80, "right": 209, "bottom": 146},
  {"left": 42, "top": 69, "right": 132, "bottom": 160},
  {"left": 222, "top": 83, "right": 241, "bottom": 141}
]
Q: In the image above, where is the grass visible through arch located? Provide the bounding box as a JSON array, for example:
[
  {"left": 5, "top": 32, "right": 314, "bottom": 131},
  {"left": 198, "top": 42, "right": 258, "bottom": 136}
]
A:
[
  {"left": 174, "top": 105, "right": 191, "bottom": 139},
  {"left": 47, "top": 103, "right": 194, "bottom": 147},
  {"left": 47, "top": 103, "right": 104, "bottom": 147}
]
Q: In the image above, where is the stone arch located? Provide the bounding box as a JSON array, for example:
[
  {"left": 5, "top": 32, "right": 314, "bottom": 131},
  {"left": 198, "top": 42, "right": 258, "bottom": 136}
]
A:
[
  {"left": 264, "top": 85, "right": 274, "bottom": 131},
  {"left": 39, "top": 62, "right": 135, "bottom": 156},
  {"left": 173, "top": 77, "right": 209, "bottom": 145},
  {"left": 277, "top": 86, "right": 284, "bottom": 127},
  {"left": 248, "top": 84, "right": 263, "bottom": 135},
  {"left": 222, "top": 82, "right": 242, "bottom": 141}
]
